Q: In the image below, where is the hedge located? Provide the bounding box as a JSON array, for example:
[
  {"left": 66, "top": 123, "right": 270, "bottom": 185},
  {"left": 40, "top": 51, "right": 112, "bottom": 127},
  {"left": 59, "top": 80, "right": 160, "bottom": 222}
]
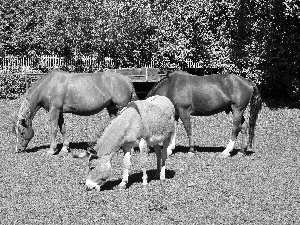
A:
[{"left": 0, "top": 74, "right": 39, "bottom": 99}]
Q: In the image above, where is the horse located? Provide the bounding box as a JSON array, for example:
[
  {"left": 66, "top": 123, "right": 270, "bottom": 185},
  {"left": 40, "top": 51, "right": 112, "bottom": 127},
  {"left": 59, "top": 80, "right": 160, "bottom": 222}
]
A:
[
  {"left": 11, "top": 69, "right": 138, "bottom": 154},
  {"left": 146, "top": 71, "right": 262, "bottom": 157},
  {"left": 75, "top": 95, "right": 176, "bottom": 190}
]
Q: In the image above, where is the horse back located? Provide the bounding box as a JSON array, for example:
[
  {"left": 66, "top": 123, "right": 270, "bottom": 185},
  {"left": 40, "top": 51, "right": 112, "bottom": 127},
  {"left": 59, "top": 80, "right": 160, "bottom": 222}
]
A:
[
  {"left": 101, "top": 71, "right": 134, "bottom": 105},
  {"left": 152, "top": 72, "right": 255, "bottom": 116},
  {"left": 32, "top": 70, "right": 132, "bottom": 115}
]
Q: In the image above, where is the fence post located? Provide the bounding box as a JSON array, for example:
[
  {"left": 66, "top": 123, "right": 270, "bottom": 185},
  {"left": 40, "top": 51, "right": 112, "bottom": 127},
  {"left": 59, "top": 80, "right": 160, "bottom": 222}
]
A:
[
  {"left": 24, "top": 69, "right": 28, "bottom": 92},
  {"left": 145, "top": 67, "right": 148, "bottom": 82}
]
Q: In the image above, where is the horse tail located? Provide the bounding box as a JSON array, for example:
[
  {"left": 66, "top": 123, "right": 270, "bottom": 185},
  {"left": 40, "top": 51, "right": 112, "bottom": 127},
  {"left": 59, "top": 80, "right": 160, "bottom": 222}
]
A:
[
  {"left": 124, "top": 76, "right": 138, "bottom": 101},
  {"left": 130, "top": 84, "right": 139, "bottom": 101},
  {"left": 248, "top": 83, "right": 262, "bottom": 148}
]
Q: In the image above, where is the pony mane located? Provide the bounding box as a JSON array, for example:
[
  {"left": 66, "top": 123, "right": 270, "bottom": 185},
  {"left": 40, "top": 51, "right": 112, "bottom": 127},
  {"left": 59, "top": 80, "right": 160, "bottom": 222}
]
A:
[{"left": 95, "top": 110, "right": 132, "bottom": 157}]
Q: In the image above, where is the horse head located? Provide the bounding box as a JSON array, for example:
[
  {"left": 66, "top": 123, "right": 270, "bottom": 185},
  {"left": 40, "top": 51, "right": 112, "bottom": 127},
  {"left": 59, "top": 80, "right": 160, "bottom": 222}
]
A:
[
  {"left": 85, "top": 148, "right": 112, "bottom": 191},
  {"left": 12, "top": 115, "right": 34, "bottom": 152}
]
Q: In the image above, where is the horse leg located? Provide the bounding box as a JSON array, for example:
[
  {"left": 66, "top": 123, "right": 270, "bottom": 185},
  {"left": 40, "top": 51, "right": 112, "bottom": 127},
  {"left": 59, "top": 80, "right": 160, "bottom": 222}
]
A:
[
  {"left": 240, "top": 115, "right": 248, "bottom": 155},
  {"left": 154, "top": 145, "right": 162, "bottom": 179},
  {"left": 106, "top": 103, "right": 119, "bottom": 120},
  {"left": 177, "top": 108, "right": 194, "bottom": 154},
  {"left": 160, "top": 138, "right": 170, "bottom": 180},
  {"left": 221, "top": 109, "right": 243, "bottom": 157},
  {"left": 118, "top": 146, "right": 132, "bottom": 189},
  {"left": 58, "top": 113, "right": 69, "bottom": 153},
  {"left": 47, "top": 108, "right": 59, "bottom": 154},
  {"left": 139, "top": 138, "right": 148, "bottom": 185}
]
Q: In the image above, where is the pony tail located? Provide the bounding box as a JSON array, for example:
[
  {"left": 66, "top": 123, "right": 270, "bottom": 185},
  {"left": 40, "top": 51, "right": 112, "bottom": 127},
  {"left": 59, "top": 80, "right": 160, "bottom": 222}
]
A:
[{"left": 248, "top": 84, "right": 262, "bottom": 148}]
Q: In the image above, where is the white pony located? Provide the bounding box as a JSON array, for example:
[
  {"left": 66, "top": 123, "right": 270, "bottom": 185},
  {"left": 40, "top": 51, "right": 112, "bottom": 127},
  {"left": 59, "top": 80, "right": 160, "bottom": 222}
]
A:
[{"left": 78, "top": 96, "right": 176, "bottom": 190}]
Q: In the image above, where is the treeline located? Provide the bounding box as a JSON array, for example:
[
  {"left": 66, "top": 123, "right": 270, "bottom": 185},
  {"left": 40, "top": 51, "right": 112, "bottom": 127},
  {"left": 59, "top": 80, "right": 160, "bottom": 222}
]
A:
[{"left": 1, "top": 0, "right": 300, "bottom": 102}]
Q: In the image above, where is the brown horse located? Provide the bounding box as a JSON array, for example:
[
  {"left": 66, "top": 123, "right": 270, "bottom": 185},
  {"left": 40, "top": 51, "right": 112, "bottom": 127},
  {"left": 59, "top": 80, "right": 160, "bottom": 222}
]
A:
[
  {"left": 147, "top": 71, "right": 262, "bottom": 157},
  {"left": 12, "top": 69, "right": 138, "bottom": 154}
]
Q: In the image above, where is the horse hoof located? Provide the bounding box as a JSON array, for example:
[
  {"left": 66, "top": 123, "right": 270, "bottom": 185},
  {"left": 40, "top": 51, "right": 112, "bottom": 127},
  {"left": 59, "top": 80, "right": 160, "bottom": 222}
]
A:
[
  {"left": 187, "top": 152, "right": 195, "bottom": 157},
  {"left": 219, "top": 153, "right": 231, "bottom": 158},
  {"left": 61, "top": 146, "right": 69, "bottom": 153},
  {"left": 237, "top": 151, "right": 246, "bottom": 157},
  {"left": 47, "top": 149, "right": 57, "bottom": 155},
  {"left": 160, "top": 178, "right": 166, "bottom": 182},
  {"left": 116, "top": 185, "right": 126, "bottom": 190}
]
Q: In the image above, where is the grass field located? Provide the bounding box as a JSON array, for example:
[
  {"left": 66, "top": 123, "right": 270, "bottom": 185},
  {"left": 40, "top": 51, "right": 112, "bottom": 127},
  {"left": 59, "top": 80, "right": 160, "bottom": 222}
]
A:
[{"left": 1, "top": 99, "right": 299, "bottom": 224}]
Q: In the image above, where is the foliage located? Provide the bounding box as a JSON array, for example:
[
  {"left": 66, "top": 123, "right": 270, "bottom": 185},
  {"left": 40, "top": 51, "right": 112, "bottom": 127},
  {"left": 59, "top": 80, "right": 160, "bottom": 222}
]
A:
[
  {"left": 0, "top": 0, "right": 236, "bottom": 67},
  {"left": 1, "top": 0, "right": 300, "bottom": 101},
  {"left": 0, "top": 74, "right": 36, "bottom": 99},
  {"left": 230, "top": 0, "right": 300, "bottom": 100}
]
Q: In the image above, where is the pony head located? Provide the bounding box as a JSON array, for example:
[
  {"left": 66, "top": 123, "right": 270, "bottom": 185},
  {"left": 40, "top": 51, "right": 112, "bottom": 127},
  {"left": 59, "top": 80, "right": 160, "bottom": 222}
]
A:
[
  {"left": 85, "top": 149, "right": 112, "bottom": 191},
  {"left": 12, "top": 116, "right": 34, "bottom": 152}
]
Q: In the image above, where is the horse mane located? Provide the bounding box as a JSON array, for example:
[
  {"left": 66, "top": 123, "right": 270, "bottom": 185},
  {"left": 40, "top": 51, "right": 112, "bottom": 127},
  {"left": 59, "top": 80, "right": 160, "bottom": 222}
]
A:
[
  {"left": 26, "top": 72, "right": 50, "bottom": 95},
  {"left": 146, "top": 75, "right": 170, "bottom": 98},
  {"left": 146, "top": 70, "right": 190, "bottom": 98},
  {"left": 17, "top": 98, "right": 31, "bottom": 120},
  {"left": 17, "top": 72, "right": 51, "bottom": 121}
]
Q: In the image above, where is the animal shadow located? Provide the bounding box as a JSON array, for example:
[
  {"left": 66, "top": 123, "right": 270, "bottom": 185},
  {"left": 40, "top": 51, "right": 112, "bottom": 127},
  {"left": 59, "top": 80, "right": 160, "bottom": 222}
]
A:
[
  {"left": 100, "top": 169, "right": 176, "bottom": 191},
  {"left": 24, "top": 141, "right": 94, "bottom": 153},
  {"left": 170, "top": 145, "right": 254, "bottom": 156},
  {"left": 171, "top": 145, "right": 224, "bottom": 154}
]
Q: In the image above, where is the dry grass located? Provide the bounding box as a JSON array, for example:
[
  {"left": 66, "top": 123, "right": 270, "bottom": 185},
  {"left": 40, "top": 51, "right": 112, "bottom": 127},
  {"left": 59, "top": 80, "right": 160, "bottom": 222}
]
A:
[{"left": 0, "top": 99, "right": 299, "bottom": 224}]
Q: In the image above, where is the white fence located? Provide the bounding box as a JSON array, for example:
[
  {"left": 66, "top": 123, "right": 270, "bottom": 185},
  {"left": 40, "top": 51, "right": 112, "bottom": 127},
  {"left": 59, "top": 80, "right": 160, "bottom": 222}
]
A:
[{"left": 0, "top": 55, "right": 205, "bottom": 73}]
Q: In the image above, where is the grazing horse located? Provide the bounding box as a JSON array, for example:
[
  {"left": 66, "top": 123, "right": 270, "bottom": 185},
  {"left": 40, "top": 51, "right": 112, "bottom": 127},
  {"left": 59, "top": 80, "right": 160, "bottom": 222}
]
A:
[
  {"left": 147, "top": 71, "right": 262, "bottom": 157},
  {"left": 76, "top": 96, "right": 176, "bottom": 190},
  {"left": 11, "top": 69, "right": 138, "bottom": 154}
]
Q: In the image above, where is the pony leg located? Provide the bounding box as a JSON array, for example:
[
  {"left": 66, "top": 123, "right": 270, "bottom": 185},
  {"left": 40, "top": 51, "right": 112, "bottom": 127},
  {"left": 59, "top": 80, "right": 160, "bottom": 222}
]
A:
[
  {"left": 167, "top": 126, "right": 176, "bottom": 156},
  {"left": 160, "top": 138, "right": 170, "bottom": 180},
  {"left": 177, "top": 108, "right": 194, "bottom": 154},
  {"left": 58, "top": 113, "right": 69, "bottom": 153},
  {"left": 139, "top": 139, "right": 148, "bottom": 185},
  {"left": 47, "top": 108, "right": 59, "bottom": 154},
  {"left": 240, "top": 115, "right": 248, "bottom": 155},
  {"left": 119, "top": 146, "right": 132, "bottom": 189},
  {"left": 221, "top": 110, "right": 243, "bottom": 157},
  {"left": 154, "top": 145, "right": 162, "bottom": 179}
]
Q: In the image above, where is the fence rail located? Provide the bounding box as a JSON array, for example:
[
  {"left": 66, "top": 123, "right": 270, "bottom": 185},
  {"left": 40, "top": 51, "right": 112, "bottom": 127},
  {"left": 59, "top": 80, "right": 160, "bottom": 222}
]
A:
[{"left": 0, "top": 55, "right": 206, "bottom": 74}]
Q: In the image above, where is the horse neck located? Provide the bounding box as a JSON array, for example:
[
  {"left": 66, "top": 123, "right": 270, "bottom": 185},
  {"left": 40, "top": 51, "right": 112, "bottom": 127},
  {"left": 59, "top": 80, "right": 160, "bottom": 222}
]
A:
[{"left": 95, "top": 114, "right": 130, "bottom": 160}]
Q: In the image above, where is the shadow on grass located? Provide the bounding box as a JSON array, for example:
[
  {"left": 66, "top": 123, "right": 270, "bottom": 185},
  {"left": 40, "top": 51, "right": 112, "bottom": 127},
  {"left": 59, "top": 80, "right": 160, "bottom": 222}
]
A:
[
  {"left": 172, "top": 145, "right": 225, "bottom": 154},
  {"left": 100, "top": 169, "right": 176, "bottom": 191},
  {"left": 168, "top": 145, "right": 255, "bottom": 156},
  {"left": 24, "top": 141, "right": 95, "bottom": 153}
]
